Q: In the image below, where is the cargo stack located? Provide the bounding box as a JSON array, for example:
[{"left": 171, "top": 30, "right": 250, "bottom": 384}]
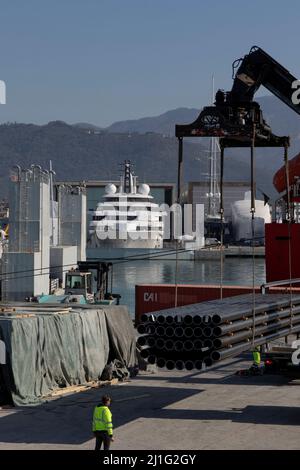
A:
[{"left": 137, "top": 293, "right": 300, "bottom": 370}]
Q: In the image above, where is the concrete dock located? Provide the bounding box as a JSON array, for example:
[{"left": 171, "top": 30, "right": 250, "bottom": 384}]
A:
[
  {"left": 194, "top": 246, "right": 265, "bottom": 260},
  {"left": 0, "top": 354, "right": 299, "bottom": 450}
]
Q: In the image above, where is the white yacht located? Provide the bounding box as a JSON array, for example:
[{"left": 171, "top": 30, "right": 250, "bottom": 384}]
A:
[{"left": 87, "top": 161, "right": 164, "bottom": 250}]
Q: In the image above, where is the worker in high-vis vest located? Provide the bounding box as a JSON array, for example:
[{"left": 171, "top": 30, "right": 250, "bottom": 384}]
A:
[
  {"left": 252, "top": 346, "right": 261, "bottom": 367},
  {"left": 92, "top": 395, "right": 114, "bottom": 450}
]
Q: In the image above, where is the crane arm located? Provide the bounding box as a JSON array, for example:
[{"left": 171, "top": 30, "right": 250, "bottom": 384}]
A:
[
  {"left": 229, "top": 46, "right": 300, "bottom": 114},
  {"left": 175, "top": 46, "right": 298, "bottom": 146}
]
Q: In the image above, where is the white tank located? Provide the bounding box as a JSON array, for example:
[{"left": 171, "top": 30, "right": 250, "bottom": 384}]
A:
[{"left": 231, "top": 191, "right": 271, "bottom": 243}]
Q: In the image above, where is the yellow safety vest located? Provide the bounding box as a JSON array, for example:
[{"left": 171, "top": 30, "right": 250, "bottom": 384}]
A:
[
  {"left": 253, "top": 351, "right": 261, "bottom": 365},
  {"left": 92, "top": 405, "right": 113, "bottom": 436}
]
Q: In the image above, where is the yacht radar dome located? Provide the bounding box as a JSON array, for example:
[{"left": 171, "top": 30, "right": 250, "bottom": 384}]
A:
[
  {"left": 138, "top": 183, "right": 150, "bottom": 195},
  {"left": 105, "top": 183, "right": 117, "bottom": 195}
]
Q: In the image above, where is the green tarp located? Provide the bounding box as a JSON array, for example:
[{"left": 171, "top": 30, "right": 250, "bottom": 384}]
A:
[{"left": 0, "top": 305, "right": 137, "bottom": 405}]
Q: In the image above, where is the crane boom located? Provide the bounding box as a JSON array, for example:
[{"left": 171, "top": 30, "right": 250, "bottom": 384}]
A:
[
  {"left": 175, "top": 46, "right": 300, "bottom": 147},
  {"left": 230, "top": 46, "right": 300, "bottom": 114}
]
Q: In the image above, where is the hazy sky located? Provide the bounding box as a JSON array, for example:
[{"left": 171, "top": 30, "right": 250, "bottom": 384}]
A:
[{"left": 1, "top": 0, "right": 300, "bottom": 126}]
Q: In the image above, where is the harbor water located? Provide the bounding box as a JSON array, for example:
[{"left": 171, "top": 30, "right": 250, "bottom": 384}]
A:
[{"left": 112, "top": 257, "right": 266, "bottom": 317}]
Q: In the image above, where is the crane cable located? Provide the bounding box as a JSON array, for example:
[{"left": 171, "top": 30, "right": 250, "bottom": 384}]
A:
[
  {"left": 174, "top": 236, "right": 179, "bottom": 308},
  {"left": 175, "top": 137, "right": 183, "bottom": 308},
  {"left": 250, "top": 125, "right": 256, "bottom": 347},
  {"left": 219, "top": 145, "right": 224, "bottom": 299},
  {"left": 284, "top": 143, "right": 293, "bottom": 333}
]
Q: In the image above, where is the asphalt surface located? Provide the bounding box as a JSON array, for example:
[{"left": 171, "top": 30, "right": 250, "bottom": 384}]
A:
[{"left": 0, "top": 356, "right": 299, "bottom": 450}]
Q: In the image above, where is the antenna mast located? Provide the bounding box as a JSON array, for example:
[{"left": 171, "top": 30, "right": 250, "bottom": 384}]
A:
[{"left": 207, "top": 75, "right": 220, "bottom": 219}]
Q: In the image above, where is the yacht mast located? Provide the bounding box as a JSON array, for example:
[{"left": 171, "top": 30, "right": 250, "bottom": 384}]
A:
[
  {"left": 124, "top": 160, "right": 133, "bottom": 194},
  {"left": 207, "top": 75, "right": 220, "bottom": 219}
]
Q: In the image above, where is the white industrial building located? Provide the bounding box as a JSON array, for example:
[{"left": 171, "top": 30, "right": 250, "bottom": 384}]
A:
[
  {"left": 1, "top": 165, "right": 86, "bottom": 301},
  {"left": 2, "top": 166, "right": 51, "bottom": 300},
  {"left": 57, "top": 184, "right": 86, "bottom": 262}
]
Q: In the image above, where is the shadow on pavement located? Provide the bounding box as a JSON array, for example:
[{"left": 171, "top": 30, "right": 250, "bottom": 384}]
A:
[
  {"left": 0, "top": 352, "right": 298, "bottom": 447},
  {"left": 156, "top": 405, "right": 300, "bottom": 426},
  {"left": 134, "top": 372, "right": 291, "bottom": 387},
  {"left": 0, "top": 382, "right": 202, "bottom": 445}
]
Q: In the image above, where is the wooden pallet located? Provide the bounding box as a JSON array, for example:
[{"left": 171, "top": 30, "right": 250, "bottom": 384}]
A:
[
  {"left": 0, "top": 307, "right": 15, "bottom": 312},
  {"left": 0, "top": 307, "right": 71, "bottom": 317},
  {"left": 0, "top": 312, "right": 36, "bottom": 318},
  {"left": 44, "top": 378, "right": 119, "bottom": 398}
]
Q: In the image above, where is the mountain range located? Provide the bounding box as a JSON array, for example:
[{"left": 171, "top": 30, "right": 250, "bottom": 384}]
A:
[{"left": 0, "top": 95, "right": 300, "bottom": 200}]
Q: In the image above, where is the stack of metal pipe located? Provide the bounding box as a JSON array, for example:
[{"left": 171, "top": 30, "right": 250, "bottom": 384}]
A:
[{"left": 137, "top": 293, "right": 300, "bottom": 370}]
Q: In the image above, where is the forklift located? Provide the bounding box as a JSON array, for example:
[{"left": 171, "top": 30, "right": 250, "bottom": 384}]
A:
[{"left": 37, "top": 261, "right": 121, "bottom": 305}]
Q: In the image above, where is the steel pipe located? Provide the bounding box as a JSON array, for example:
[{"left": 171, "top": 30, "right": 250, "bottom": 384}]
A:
[
  {"left": 174, "top": 327, "right": 184, "bottom": 337},
  {"left": 155, "top": 338, "right": 165, "bottom": 349},
  {"left": 144, "top": 294, "right": 300, "bottom": 328},
  {"left": 148, "top": 324, "right": 157, "bottom": 335},
  {"left": 157, "top": 315, "right": 167, "bottom": 324},
  {"left": 212, "top": 305, "right": 300, "bottom": 337},
  {"left": 165, "top": 326, "right": 175, "bottom": 337},
  {"left": 155, "top": 326, "right": 165, "bottom": 336},
  {"left": 194, "top": 340, "right": 203, "bottom": 350},
  {"left": 166, "top": 315, "right": 175, "bottom": 324},
  {"left": 174, "top": 315, "right": 183, "bottom": 323},
  {"left": 202, "top": 315, "right": 212, "bottom": 324},
  {"left": 213, "top": 313, "right": 300, "bottom": 349},
  {"left": 211, "top": 297, "right": 300, "bottom": 325},
  {"left": 194, "top": 327, "right": 202, "bottom": 337},
  {"left": 174, "top": 340, "right": 184, "bottom": 352},
  {"left": 147, "top": 355, "right": 157, "bottom": 364},
  {"left": 166, "top": 360, "right": 175, "bottom": 370},
  {"left": 140, "top": 314, "right": 149, "bottom": 323},
  {"left": 184, "top": 360, "right": 194, "bottom": 371},
  {"left": 137, "top": 335, "right": 148, "bottom": 347},
  {"left": 183, "top": 315, "right": 193, "bottom": 325},
  {"left": 146, "top": 350, "right": 180, "bottom": 360},
  {"left": 145, "top": 310, "right": 177, "bottom": 321},
  {"left": 147, "top": 336, "right": 156, "bottom": 348},
  {"left": 140, "top": 348, "right": 151, "bottom": 358},
  {"left": 184, "top": 327, "right": 194, "bottom": 338},
  {"left": 165, "top": 339, "right": 175, "bottom": 351},
  {"left": 183, "top": 340, "right": 194, "bottom": 351},
  {"left": 175, "top": 360, "right": 185, "bottom": 370},
  {"left": 211, "top": 322, "right": 300, "bottom": 361},
  {"left": 194, "top": 360, "right": 203, "bottom": 370},
  {"left": 157, "top": 357, "right": 166, "bottom": 368},
  {"left": 203, "top": 338, "right": 213, "bottom": 349},
  {"left": 141, "top": 324, "right": 156, "bottom": 335},
  {"left": 202, "top": 326, "right": 213, "bottom": 338},
  {"left": 137, "top": 323, "right": 147, "bottom": 334},
  {"left": 213, "top": 333, "right": 248, "bottom": 349},
  {"left": 193, "top": 315, "right": 202, "bottom": 325}
]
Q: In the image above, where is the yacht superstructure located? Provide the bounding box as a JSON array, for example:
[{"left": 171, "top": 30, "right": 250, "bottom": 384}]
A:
[{"left": 88, "top": 161, "right": 164, "bottom": 249}]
